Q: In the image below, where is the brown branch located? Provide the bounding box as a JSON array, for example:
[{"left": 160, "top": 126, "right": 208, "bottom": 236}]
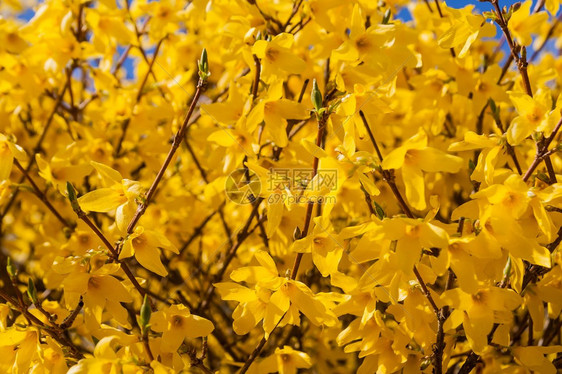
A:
[
  {"left": 359, "top": 109, "right": 444, "bottom": 371},
  {"left": 178, "top": 207, "right": 220, "bottom": 255},
  {"left": 59, "top": 297, "right": 84, "bottom": 329},
  {"left": 67, "top": 186, "right": 149, "bottom": 301},
  {"left": 290, "top": 110, "right": 328, "bottom": 280},
  {"left": 13, "top": 159, "right": 72, "bottom": 229},
  {"left": 0, "top": 288, "right": 84, "bottom": 359},
  {"left": 273, "top": 78, "right": 309, "bottom": 160},
  {"left": 126, "top": 77, "right": 207, "bottom": 233},
  {"left": 143, "top": 335, "right": 154, "bottom": 362},
  {"left": 522, "top": 116, "right": 562, "bottom": 182},
  {"left": 114, "top": 36, "right": 166, "bottom": 156},
  {"left": 251, "top": 54, "right": 261, "bottom": 98},
  {"left": 281, "top": 0, "right": 304, "bottom": 31},
  {"left": 113, "top": 18, "right": 151, "bottom": 76},
  {"left": 240, "top": 97, "right": 331, "bottom": 374},
  {"left": 490, "top": 0, "right": 532, "bottom": 96},
  {"left": 197, "top": 198, "right": 263, "bottom": 312},
  {"left": 0, "top": 79, "right": 70, "bottom": 229},
  {"left": 183, "top": 137, "right": 233, "bottom": 245},
  {"left": 489, "top": 106, "right": 523, "bottom": 174}
]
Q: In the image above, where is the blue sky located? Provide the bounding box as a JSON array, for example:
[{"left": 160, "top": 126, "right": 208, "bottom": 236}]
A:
[
  {"left": 397, "top": 0, "right": 531, "bottom": 20},
  {"left": 447, "top": 0, "right": 522, "bottom": 9}
]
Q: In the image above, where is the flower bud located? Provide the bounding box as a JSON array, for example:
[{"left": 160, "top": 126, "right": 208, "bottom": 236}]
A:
[
  {"left": 140, "top": 294, "right": 151, "bottom": 332},
  {"left": 198, "top": 48, "right": 210, "bottom": 80},
  {"left": 311, "top": 79, "right": 323, "bottom": 112},
  {"left": 293, "top": 226, "right": 302, "bottom": 241},
  {"left": 382, "top": 9, "right": 391, "bottom": 24},
  {"left": 27, "top": 278, "right": 38, "bottom": 304},
  {"left": 66, "top": 182, "right": 80, "bottom": 213},
  {"left": 6, "top": 257, "right": 16, "bottom": 278}
]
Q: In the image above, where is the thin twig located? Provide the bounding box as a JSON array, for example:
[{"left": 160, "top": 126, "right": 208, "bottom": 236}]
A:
[
  {"left": 13, "top": 159, "right": 72, "bottom": 229},
  {"left": 0, "top": 79, "right": 70, "bottom": 228},
  {"left": 522, "top": 116, "right": 562, "bottom": 182},
  {"left": 433, "top": 0, "right": 456, "bottom": 57},
  {"left": 126, "top": 78, "right": 207, "bottom": 233},
  {"left": 115, "top": 36, "right": 166, "bottom": 156},
  {"left": 251, "top": 54, "right": 261, "bottom": 98},
  {"left": 67, "top": 186, "right": 149, "bottom": 300}
]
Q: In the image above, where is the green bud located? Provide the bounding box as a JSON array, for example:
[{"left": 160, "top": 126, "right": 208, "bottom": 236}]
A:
[
  {"left": 482, "top": 11, "right": 497, "bottom": 21},
  {"left": 374, "top": 202, "right": 386, "bottom": 220},
  {"left": 420, "top": 357, "right": 432, "bottom": 370},
  {"left": 140, "top": 294, "right": 151, "bottom": 332},
  {"left": 66, "top": 182, "right": 80, "bottom": 213},
  {"left": 6, "top": 257, "right": 16, "bottom": 278},
  {"left": 27, "top": 278, "right": 38, "bottom": 304},
  {"left": 293, "top": 226, "right": 302, "bottom": 241},
  {"left": 198, "top": 48, "right": 210, "bottom": 80},
  {"left": 382, "top": 8, "right": 391, "bottom": 24},
  {"left": 311, "top": 79, "right": 323, "bottom": 112},
  {"left": 537, "top": 171, "right": 550, "bottom": 184}
]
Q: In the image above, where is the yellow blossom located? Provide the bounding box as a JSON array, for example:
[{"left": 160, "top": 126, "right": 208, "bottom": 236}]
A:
[{"left": 150, "top": 304, "right": 214, "bottom": 353}]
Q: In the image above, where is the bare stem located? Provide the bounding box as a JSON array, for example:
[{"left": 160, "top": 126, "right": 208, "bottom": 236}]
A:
[
  {"left": 290, "top": 111, "right": 328, "bottom": 280},
  {"left": 127, "top": 78, "right": 207, "bottom": 233},
  {"left": 13, "top": 159, "right": 72, "bottom": 229},
  {"left": 0, "top": 79, "right": 69, "bottom": 228},
  {"left": 252, "top": 55, "right": 261, "bottom": 98},
  {"left": 522, "top": 116, "right": 562, "bottom": 182},
  {"left": 67, "top": 189, "right": 149, "bottom": 300},
  {"left": 115, "top": 36, "right": 166, "bottom": 156}
]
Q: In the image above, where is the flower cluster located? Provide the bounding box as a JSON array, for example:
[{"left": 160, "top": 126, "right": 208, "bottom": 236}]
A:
[{"left": 1, "top": 0, "right": 562, "bottom": 373}]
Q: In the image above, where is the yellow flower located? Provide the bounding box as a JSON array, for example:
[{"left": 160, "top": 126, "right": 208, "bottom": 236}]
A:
[
  {"left": 382, "top": 129, "right": 463, "bottom": 210},
  {"left": 0, "top": 133, "right": 27, "bottom": 181},
  {"left": 215, "top": 251, "right": 337, "bottom": 338},
  {"left": 77, "top": 161, "right": 142, "bottom": 232},
  {"left": 337, "top": 311, "right": 411, "bottom": 373},
  {"left": 247, "top": 80, "right": 309, "bottom": 147},
  {"left": 463, "top": 174, "right": 554, "bottom": 267},
  {"left": 62, "top": 263, "right": 133, "bottom": 325},
  {"left": 0, "top": 22, "right": 29, "bottom": 54},
  {"left": 252, "top": 33, "right": 306, "bottom": 80},
  {"left": 42, "top": 336, "right": 67, "bottom": 374},
  {"left": 0, "top": 329, "right": 39, "bottom": 373},
  {"left": 36, "top": 147, "right": 92, "bottom": 195},
  {"left": 544, "top": 0, "right": 560, "bottom": 15},
  {"left": 0, "top": 180, "right": 11, "bottom": 208},
  {"left": 438, "top": 5, "right": 496, "bottom": 58},
  {"left": 68, "top": 335, "right": 142, "bottom": 373},
  {"left": 508, "top": 1, "right": 549, "bottom": 46},
  {"left": 292, "top": 216, "right": 343, "bottom": 277},
  {"left": 120, "top": 226, "right": 179, "bottom": 277},
  {"left": 331, "top": 4, "right": 396, "bottom": 63},
  {"left": 514, "top": 345, "right": 562, "bottom": 374},
  {"left": 506, "top": 90, "right": 556, "bottom": 145},
  {"left": 255, "top": 346, "right": 312, "bottom": 374},
  {"left": 448, "top": 131, "right": 507, "bottom": 185},
  {"left": 441, "top": 287, "right": 521, "bottom": 353},
  {"left": 150, "top": 304, "right": 214, "bottom": 353}
]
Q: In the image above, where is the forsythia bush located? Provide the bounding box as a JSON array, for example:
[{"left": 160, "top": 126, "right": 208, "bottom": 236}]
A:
[{"left": 2, "top": 0, "right": 562, "bottom": 372}]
